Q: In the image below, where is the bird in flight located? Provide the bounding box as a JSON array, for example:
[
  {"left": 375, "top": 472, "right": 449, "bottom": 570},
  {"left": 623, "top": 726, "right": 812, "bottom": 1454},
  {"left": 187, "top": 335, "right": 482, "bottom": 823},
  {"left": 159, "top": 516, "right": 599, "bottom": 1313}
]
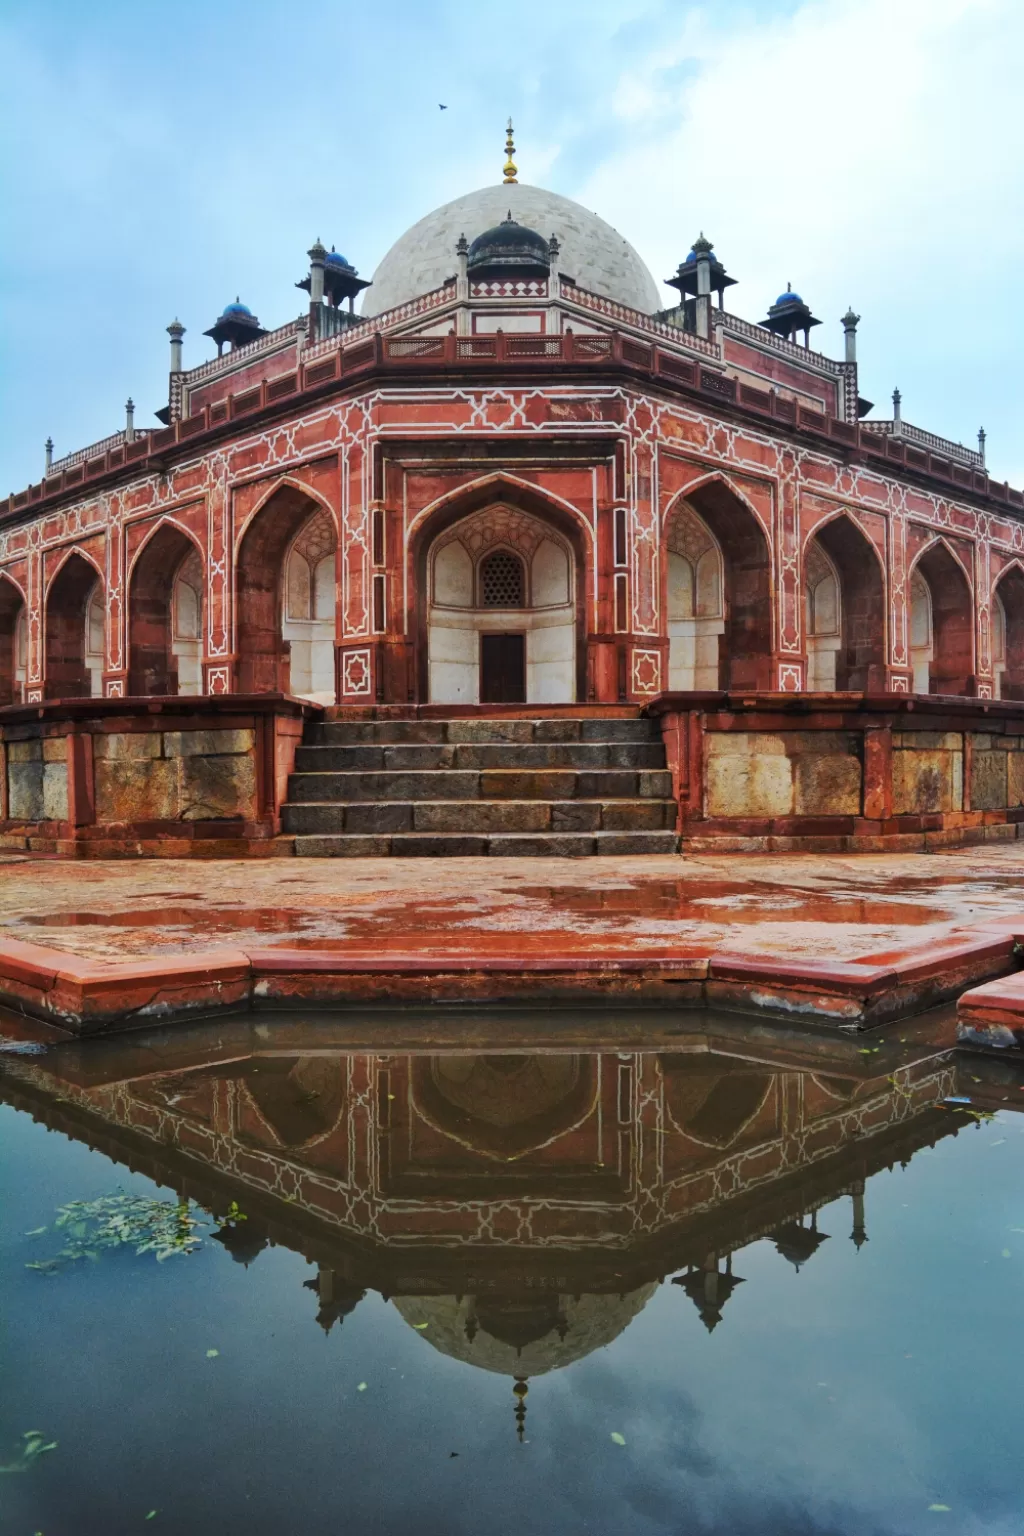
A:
[{"left": 439, "top": 103, "right": 447, "bottom": 109}]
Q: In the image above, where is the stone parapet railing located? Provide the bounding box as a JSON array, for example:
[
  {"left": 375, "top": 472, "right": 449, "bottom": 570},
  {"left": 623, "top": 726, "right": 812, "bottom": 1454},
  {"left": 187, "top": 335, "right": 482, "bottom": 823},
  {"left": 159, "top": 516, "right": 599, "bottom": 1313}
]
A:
[
  {"left": 48, "top": 428, "right": 152, "bottom": 477},
  {"left": 862, "top": 418, "right": 983, "bottom": 468},
  {"left": 4, "top": 325, "right": 1020, "bottom": 525}
]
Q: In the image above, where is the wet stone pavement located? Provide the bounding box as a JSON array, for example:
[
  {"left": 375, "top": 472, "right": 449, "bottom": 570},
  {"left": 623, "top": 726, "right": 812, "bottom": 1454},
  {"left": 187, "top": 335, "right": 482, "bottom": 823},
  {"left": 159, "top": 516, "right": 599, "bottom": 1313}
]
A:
[{"left": 3, "top": 846, "right": 1024, "bottom": 965}]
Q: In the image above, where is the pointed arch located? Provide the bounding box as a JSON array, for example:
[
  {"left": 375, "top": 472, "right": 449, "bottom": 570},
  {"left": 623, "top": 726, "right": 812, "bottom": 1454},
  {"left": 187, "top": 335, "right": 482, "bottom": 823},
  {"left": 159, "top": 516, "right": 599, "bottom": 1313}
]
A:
[
  {"left": 803, "top": 511, "right": 886, "bottom": 690},
  {"left": 411, "top": 476, "right": 589, "bottom": 704},
  {"left": 908, "top": 537, "right": 975, "bottom": 694},
  {"left": 663, "top": 474, "right": 772, "bottom": 689},
  {"left": 0, "top": 572, "right": 27, "bottom": 706},
  {"left": 235, "top": 481, "right": 338, "bottom": 699},
  {"left": 233, "top": 474, "right": 339, "bottom": 559},
  {"left": 662, "top": 498, "right": 725, "bottom": 690},
  {"left": 127, "top": 521, "right": 205, "bottom": 696},
  {"left": 44, "top": 550, "right": 104, "bottom": 698},
  {"left": 993, "top": 560, "right": 1024, "bottom": 699}
]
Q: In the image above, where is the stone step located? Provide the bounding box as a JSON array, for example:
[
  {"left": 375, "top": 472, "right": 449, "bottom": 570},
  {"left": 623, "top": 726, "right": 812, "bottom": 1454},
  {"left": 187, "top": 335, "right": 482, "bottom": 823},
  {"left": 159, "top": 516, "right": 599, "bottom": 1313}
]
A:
[
  {"left": 282, "top": 798, "right": 678, "bottom": 835},
  {"left": 286, "top": 768, "right": 675, "bottom": 803},
  {"left": 292, "top": 741, "right": 667, "bottom": 773},
  {"left": 307, "top": 717, "right": 660, "bottom": 747},
  {"left": 293, "top": 830, "right": 680, "bottom": 858}
]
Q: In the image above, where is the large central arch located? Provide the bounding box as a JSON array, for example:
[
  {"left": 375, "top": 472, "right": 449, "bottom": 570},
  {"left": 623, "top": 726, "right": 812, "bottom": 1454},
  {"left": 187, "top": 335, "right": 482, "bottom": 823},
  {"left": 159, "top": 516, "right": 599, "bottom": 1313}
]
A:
[{"left": 410, "top": 478, "right": 591, "bottom": 705}]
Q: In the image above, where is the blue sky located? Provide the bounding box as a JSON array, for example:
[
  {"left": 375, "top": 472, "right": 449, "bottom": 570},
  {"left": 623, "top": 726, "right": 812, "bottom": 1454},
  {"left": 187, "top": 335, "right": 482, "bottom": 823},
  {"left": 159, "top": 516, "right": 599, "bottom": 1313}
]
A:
[{"left": 2, "top": 0, "right": 1022, "bottom": 492}]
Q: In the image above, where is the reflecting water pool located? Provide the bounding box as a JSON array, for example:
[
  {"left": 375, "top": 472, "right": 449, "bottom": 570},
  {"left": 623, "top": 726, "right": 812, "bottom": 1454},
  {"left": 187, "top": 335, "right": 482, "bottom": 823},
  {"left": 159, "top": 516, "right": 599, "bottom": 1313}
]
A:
[{"left": 0, "top": 1013, "right": 1021, "bottom": 1535}]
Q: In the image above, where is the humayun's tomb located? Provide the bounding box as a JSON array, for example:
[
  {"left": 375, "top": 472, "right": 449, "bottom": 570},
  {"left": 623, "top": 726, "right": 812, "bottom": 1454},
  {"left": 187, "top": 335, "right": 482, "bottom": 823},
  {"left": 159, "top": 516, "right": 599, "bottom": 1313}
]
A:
[{"left": 4, "top": 124, "right": 1024, "bottom": 861}]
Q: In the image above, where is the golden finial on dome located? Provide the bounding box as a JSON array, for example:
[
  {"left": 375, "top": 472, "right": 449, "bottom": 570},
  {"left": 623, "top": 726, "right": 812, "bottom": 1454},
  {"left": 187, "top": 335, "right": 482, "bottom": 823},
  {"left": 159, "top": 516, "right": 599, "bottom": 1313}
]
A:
[{"left": 503, "top": 118, "right": 518, "bottom": 184}]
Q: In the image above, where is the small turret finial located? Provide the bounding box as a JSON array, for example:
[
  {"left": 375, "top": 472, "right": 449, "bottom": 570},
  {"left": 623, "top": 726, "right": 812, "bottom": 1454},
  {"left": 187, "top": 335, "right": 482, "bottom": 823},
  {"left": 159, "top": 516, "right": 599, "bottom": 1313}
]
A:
[
  {"left": 503, "top": 118, "right": 518, "bottom": 185},
  {"left": 513, "top": 1377, "right": 528, "bottom": 1442}
]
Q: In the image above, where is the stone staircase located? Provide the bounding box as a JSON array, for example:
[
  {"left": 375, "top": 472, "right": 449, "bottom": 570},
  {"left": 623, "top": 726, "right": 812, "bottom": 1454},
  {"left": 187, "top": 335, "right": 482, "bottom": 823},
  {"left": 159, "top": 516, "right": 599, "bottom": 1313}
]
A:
[{"left": 282, "top": 712, "right": 679, "bottom": 856}]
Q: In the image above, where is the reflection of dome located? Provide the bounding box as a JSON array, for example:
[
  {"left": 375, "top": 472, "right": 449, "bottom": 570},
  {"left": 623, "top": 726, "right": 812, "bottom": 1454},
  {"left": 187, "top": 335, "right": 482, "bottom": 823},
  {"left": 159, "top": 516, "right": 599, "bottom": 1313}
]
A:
[
  {"left": 466, "top": 216, "right": 550, "bottom": 278},
  {"left": 363, "top": 183, "right": 661, "bottom": 316},
  {"left": 392, "top": 1286, "right": 656, "bottom": 1377}
]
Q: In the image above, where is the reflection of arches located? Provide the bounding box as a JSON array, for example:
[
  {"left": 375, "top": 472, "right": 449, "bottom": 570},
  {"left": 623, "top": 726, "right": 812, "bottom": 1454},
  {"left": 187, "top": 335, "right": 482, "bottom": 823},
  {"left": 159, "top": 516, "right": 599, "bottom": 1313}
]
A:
[
  {"left": 664, "top": 501, "right": 724, "bottom": 690},
  {"left": 410, "top": 1054, "right": 598, "bottom": 1161},
  {"left": 128, "top": 523, "right": 204, "bottom": 695},
  {"left": 235, "top": 483, "right": 338, "bottom": 701},
  {"left": 993, "top": 565, "right": 1024, "bottom": 699},
  {"left": 660, "top": 1062, "right": 775, "bottom": 1149},
  {"left": 426, "top": 506, "right": 577, "bottom": 705},
  {"left": 909, "top": 540, "right": 974, "bottom": 694},
  {"left": 412, "top": 476, "right": 590, "bottom": 704},
  {"left": 805, "top": 515, "right": 886, "bottom": 691},
  {"left": 668, "top": 477, "right": 772, "bottom": 689},
  {"left": 45, "top": 552, "right": 104, "bottom": 698},
  {"left": 239, "top": 1057, "right": 347, "bottom": 1149},
  {"left": 0, "top": 574, "right": 26, "bottom": 706}
]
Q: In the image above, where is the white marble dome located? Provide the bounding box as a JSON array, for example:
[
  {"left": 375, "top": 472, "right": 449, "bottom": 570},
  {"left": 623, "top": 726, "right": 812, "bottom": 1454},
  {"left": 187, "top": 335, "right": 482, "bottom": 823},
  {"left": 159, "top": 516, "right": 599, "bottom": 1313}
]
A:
[{"left": 362, "top": 183, "right": 662, "bottom": 317}]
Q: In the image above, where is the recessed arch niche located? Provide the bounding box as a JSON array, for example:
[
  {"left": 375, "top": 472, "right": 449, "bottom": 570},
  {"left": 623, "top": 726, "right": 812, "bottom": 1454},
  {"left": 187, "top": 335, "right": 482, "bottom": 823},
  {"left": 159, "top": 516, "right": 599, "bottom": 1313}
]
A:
[
  {"left": 127, "top": 524, "right": 204, "bottom": 696},
  {"left": 803, "top": 514, "right": 886, "bottom": 691},
  {"left": 44, "top": 553, "right": 104, "bottom": 699},
  {"left": 0, "top": 575, "right": 27, "bottom": 706},
  {"left": 235, "top": 484, "right": 337, "bottom": 702},
  {"left": 909, "top": 541, "right": 974, "bottom": 695},
  {"left": 425, "top": 503, "right": 577, "bottom": 704}
]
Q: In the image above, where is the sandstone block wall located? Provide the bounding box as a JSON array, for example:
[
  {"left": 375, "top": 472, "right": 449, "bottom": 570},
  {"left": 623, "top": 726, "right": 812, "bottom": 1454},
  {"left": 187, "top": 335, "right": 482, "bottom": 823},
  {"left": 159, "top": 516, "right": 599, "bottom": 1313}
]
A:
[
  {"left": 92, "top": 729, "right": 256, "bottom": 823},
  {"left": 704, "top": 731, "right": 862, "bottom": 817}
]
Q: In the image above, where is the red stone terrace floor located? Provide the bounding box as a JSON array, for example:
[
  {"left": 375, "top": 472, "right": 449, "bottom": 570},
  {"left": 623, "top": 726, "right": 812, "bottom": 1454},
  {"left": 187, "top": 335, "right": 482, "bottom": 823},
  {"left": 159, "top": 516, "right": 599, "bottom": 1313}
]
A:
[{"left": 3, "top": 846, "right": 1024, "bottom": 1036}]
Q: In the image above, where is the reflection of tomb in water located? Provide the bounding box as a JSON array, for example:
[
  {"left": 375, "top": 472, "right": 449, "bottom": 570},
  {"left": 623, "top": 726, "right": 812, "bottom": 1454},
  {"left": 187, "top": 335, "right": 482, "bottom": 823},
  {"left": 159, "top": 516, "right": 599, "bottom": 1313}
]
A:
[{"left": 0, "top": 1029, "right": 969, "bottom": 1435}]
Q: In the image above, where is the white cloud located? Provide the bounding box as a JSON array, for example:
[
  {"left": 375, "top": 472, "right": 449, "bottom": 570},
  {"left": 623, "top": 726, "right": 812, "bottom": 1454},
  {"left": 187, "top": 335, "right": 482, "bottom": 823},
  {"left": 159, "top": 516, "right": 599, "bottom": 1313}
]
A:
[{"left": 578, "top": 0, "right": 1024, "bottom": 476}]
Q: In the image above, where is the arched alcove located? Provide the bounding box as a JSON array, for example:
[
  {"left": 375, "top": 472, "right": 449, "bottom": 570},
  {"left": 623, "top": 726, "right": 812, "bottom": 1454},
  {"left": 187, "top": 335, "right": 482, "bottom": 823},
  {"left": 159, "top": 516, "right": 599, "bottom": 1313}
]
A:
[
  {"left": 663, "top": 501, "right": 724, "bottom": 690},
  {"left": 128, "top": 525, "right": 204, "bottom": 695},
  {"left": 411, "top": 478, "right": 590, "bottom": 705},
  {"left": 235, "top": 484, "right": 338, "bottom": 701},
  {"left": 44, "top": 553, "right": 104, "bottom": 699},
  {"left": 804, "top": 515, "right": 886, "bottom": 690},
  {"left": 281, "top": 509, "right": 337, "bottom": 703},
  {"left": 910, "top": 542, "right": 974, "bottom": 694},
  {"left": 425, "top": 504, "right": 577, "bottom": 704},
  {"left": 0, "top": 576, "right": 26, "bottom": 706},
  {"left": 993, "top": 565, "right": 1024, "bottom": 699},
  {"left": 674, "top": 479, "right": 772, "bottom": 689}
]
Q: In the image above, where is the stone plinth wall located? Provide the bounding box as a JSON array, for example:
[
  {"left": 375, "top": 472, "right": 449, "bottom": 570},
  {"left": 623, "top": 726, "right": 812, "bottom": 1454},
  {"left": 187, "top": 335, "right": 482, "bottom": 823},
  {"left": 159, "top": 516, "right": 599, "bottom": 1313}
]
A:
[
  {"left": 0, "top": 694, "right": 316, "bottom": 856},
  {"left": 649, "top": 693, "right": 1024, "bottom": 851}
]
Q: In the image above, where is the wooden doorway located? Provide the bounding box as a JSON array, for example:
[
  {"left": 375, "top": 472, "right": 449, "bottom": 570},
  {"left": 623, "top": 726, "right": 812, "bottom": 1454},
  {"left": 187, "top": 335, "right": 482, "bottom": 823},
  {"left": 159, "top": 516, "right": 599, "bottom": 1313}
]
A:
[{"left": 480, "top": 632, "right": 525, "bottom": 703}]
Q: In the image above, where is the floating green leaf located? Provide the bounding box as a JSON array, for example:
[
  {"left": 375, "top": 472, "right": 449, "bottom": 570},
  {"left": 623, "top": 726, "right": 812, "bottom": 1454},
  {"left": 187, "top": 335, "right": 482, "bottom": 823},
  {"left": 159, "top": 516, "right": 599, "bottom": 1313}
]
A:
[
  {"left": 413, "top": 1322, "right": 429, "bottom": 1330},
  {"left": 206, "top": 1349, "right": 220, "bottom": 1358},
  {"left": 0, "top": 1431, "right": 58, "bottom": 1474},
  {"left": 928, "top": 1504, "right": 951, "bottom": 1513},
  {"left": 25, "top": 1193, "right": 220, "bottom": 1274},
  {"left": 610, "top": 1432, "right": 626, "bottom": 1446},
  {"left": 357, "top": 1382, "right": 368, "bottom": 1392}
]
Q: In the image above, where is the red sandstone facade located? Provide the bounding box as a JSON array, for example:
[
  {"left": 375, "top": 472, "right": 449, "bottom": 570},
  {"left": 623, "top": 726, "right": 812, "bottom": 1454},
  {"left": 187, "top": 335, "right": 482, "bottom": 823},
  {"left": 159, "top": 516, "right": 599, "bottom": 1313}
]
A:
[{"left": 2, "top": 187, "right": 1021, "bottom": 717}]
